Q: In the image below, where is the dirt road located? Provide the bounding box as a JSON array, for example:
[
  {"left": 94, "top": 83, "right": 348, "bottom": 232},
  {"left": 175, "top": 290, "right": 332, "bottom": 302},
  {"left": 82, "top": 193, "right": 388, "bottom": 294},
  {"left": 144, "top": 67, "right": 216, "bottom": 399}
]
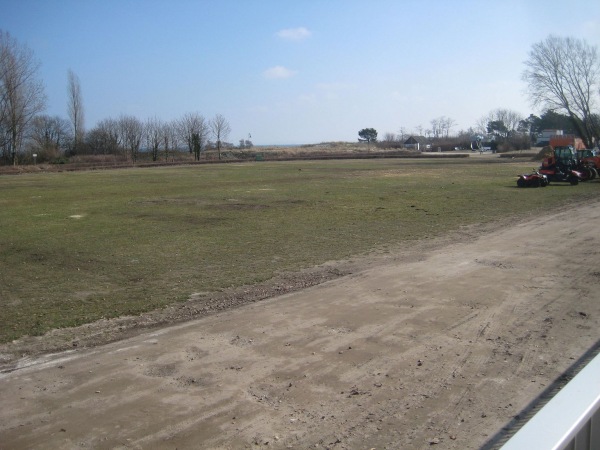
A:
[{"left": 1, "top": 202, "right": 599, "bottom": 449}]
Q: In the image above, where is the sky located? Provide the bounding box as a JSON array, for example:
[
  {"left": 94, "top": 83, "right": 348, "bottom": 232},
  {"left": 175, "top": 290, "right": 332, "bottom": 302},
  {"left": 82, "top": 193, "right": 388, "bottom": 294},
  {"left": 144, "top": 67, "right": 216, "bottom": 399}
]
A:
[{"left": 2, "top": 0, "right": 599, "bottom": 145}]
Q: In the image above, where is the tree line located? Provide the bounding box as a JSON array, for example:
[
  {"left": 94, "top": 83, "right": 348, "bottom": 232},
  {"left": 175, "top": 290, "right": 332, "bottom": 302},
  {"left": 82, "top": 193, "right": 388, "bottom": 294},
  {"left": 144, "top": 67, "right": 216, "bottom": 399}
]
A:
[
  {"left": 0, "top": 30, "right": 234, "bottom": 165},
  {"left": 82, "top": 112, "right": 232, "bottom": 163},
  {"left": 373, "top": 107, "right": 590, "bottom": 152},
  {"left": 18, "top": 110, "right": 234, "bottom": 165}
]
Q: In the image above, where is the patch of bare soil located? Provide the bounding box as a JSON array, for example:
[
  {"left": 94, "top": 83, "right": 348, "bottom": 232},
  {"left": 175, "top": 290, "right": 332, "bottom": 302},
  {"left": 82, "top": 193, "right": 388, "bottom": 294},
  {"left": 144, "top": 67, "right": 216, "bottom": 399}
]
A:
[{"left": 1, "top": 202, "right": 599, "bottom": 450}]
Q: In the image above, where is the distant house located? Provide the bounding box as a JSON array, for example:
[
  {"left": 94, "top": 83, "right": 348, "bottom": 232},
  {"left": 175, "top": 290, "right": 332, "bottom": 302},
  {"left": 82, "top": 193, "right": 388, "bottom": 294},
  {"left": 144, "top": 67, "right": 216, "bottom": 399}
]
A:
[
  {"left": 536, "top": 129, "right": 563, "bottom": 147},
  {"left": 404, "top": 136, "right": 430, "bottom": 151}
]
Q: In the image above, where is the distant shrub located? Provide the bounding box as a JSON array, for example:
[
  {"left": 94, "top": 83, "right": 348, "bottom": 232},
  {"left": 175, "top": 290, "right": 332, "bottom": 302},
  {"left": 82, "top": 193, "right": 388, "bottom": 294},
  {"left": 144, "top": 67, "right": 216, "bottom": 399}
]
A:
[{"left": 376, "top": 141, "right": 403, "bottom": 150}]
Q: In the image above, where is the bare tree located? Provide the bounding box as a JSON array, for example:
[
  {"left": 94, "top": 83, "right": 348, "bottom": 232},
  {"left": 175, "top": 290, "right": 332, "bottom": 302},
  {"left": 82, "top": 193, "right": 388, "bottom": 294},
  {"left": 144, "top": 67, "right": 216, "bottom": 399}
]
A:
[
  {"left": 429, "top": 116, "right": 456, "bottom": 139},
  {"left": 28, "top": 114, "right": 71, "bottom": 157},
  {"left": 430, "top": 117, "right": 442, "bottom": 139},
  {"left": 0, "top": 30, "right": 46, "bottom": 164},
  {"left": 397, "top": 126, "right": 407, "bottom": 141},
  {"left": 210, "top": 113, "right": 231, "bottom": 160},
  {"left": 523, "top": 35, "right": 600, "bottom": 147},
  {"left": 86, "top": 127, "right": 108, "bottom": 155},
  {"left": 160, "top": 120, "right": 178, "bottom": 162},
  {"left": 86, "top": 118, "right": 121, "bottom": 155},
  {"left": 474, "top": 116, "right": 489, "bottom": 135},
  {"left": 118, "top": 115, "right": 143, "bottom": 162},
  {"left": 145, "top": 116, "right": 163, "bottom": 161},
  {"left": 383, "top": 132, "right": 398, "bottom": 143},
  {"left": 442, "top": 117, "right": 456, "bottom": 138},
  {"left": 178, "top": 112, "right": 208, "bottom": 160},
  {"left": 497, "top": 109, "right": 522, "bottom": 135},
  {"left": 67, "top": 69, "right": 85, "bottom": 154},
  {"left": 480, "top": 108, "right": 524, "bottom": 138}
]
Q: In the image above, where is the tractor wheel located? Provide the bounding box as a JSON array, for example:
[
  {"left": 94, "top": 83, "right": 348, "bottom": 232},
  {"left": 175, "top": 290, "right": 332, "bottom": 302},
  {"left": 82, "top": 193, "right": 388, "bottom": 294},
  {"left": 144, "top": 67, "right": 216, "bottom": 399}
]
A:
[{"left": 582, "top": 168, "right": 591, "bottom": 180}]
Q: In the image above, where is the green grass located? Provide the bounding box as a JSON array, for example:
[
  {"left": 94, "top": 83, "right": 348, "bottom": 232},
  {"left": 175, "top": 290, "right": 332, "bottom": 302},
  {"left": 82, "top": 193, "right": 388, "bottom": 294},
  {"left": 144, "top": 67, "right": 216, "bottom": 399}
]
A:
[{"left": 0, "top": 158, "right": 596, "bottom": 342}]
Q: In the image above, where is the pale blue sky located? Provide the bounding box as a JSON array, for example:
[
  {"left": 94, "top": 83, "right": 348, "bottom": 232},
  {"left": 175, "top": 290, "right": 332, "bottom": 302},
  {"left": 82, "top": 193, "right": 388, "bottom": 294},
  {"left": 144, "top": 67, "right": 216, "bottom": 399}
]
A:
[{"left": 2, "top": 0, "right": 599, "bottom": 145}]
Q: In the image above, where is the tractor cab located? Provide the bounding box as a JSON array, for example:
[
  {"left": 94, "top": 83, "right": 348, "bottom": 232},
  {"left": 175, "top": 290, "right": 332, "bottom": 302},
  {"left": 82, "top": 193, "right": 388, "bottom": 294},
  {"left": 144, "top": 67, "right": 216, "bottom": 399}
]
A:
[
  {"left": 542, "top": 146, "right": 577, "bottom": 172},
  {"left": 577, "top": 149, "right": 596, "bottom": 159},
  {"left": 554, "top": 146, "right": 577, "bottom": 169}
]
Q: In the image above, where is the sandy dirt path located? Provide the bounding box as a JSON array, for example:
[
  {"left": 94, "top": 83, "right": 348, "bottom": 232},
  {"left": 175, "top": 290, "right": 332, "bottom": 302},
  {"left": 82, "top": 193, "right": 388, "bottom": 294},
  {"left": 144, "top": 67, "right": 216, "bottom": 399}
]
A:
[{"left": 1, "top": 202, "right": 599, "bottom": 450}]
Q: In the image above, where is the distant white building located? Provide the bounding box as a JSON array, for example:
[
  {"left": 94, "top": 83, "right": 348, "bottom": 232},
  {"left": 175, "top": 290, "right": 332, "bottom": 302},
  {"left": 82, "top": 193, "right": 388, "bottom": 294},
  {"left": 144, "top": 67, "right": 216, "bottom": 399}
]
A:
[{"left": 536, "top": 129, "right": 563, "bottom": 146}]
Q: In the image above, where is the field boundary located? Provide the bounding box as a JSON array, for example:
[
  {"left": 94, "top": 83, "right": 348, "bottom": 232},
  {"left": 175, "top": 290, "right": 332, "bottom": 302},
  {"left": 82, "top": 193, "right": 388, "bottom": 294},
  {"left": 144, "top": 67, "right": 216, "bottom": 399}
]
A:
[{"left": 0, "top": 151, "right": 469, "bottom": 175}]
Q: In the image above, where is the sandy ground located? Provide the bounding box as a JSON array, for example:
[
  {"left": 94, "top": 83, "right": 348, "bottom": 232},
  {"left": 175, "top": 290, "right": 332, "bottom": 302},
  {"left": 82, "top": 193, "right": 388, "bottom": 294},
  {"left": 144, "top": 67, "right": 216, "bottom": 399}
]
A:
[{"left": 1, "top": 201, "right": 599, "bottom": 450}]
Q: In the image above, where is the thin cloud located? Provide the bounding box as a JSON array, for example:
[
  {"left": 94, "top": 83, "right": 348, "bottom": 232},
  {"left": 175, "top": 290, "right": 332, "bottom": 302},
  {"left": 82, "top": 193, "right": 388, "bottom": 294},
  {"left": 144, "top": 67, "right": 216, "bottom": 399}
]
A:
[
  {"left": 276, "top": 27, "right": 311, "bottom": 41},
  {"left": 263, "top": 66, "right": 297, "bottom": 79}
]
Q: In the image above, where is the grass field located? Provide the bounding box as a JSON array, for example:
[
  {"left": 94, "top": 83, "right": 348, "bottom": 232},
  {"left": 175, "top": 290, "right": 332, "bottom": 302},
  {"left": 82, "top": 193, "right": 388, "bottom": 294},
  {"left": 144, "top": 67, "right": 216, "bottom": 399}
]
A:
[{"left": 0, "top": 158, "right": 597, "bottom": 343}]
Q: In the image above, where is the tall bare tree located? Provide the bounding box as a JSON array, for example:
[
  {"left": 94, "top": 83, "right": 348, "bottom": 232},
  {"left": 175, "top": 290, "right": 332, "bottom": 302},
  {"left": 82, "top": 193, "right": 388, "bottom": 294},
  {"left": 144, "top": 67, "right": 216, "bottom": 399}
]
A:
[
  {"left": 67, "top": 69, "right": 85, "bottom": 154},
  {"left": 442, "top": 117, "right": 456, "bottom": 138},
  {"left": 162, "top": 120, "right": 179, "bottom": 162},
  {"left": 491, "top": 108, "right": 522, "bottom": 136},
  {"left": 210, "top": 113, "right": 231, "bottom": 160},
  {"left": 178, "top": 112, "right": 208, "bottom": 160},
  {"left": 398, "top": 126, "right": 407, "bottom": 141},
  {"left": 523, "top": 35, "right": 600, "bottom": 147},
  {"left": 478, "top": 108, "right": 524, "bottom": 137},
  {"left": 430, "top": 116, "right": 456, "bottom": 139},
  {"left": 118, "top": 115, "right": 143, "bottom": 162},
  {"left": 0, "top": 30, "right": 46, "bottom": 165},
  {"left": 474, "top": 116, "right": 489, "bottom": 136},
  {"left": 145, "top": 116, "right": 163, "bottom": 161},
  {"left": 430, "top": 118, "right": 441, "bottom": 139}
]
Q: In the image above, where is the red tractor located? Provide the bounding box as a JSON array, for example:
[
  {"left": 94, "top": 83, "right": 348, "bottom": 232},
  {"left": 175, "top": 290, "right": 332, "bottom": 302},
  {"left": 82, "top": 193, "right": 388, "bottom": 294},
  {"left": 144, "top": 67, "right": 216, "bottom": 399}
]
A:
[{"left": 539, "top": 146, "right": 585, "bottom": 185}]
